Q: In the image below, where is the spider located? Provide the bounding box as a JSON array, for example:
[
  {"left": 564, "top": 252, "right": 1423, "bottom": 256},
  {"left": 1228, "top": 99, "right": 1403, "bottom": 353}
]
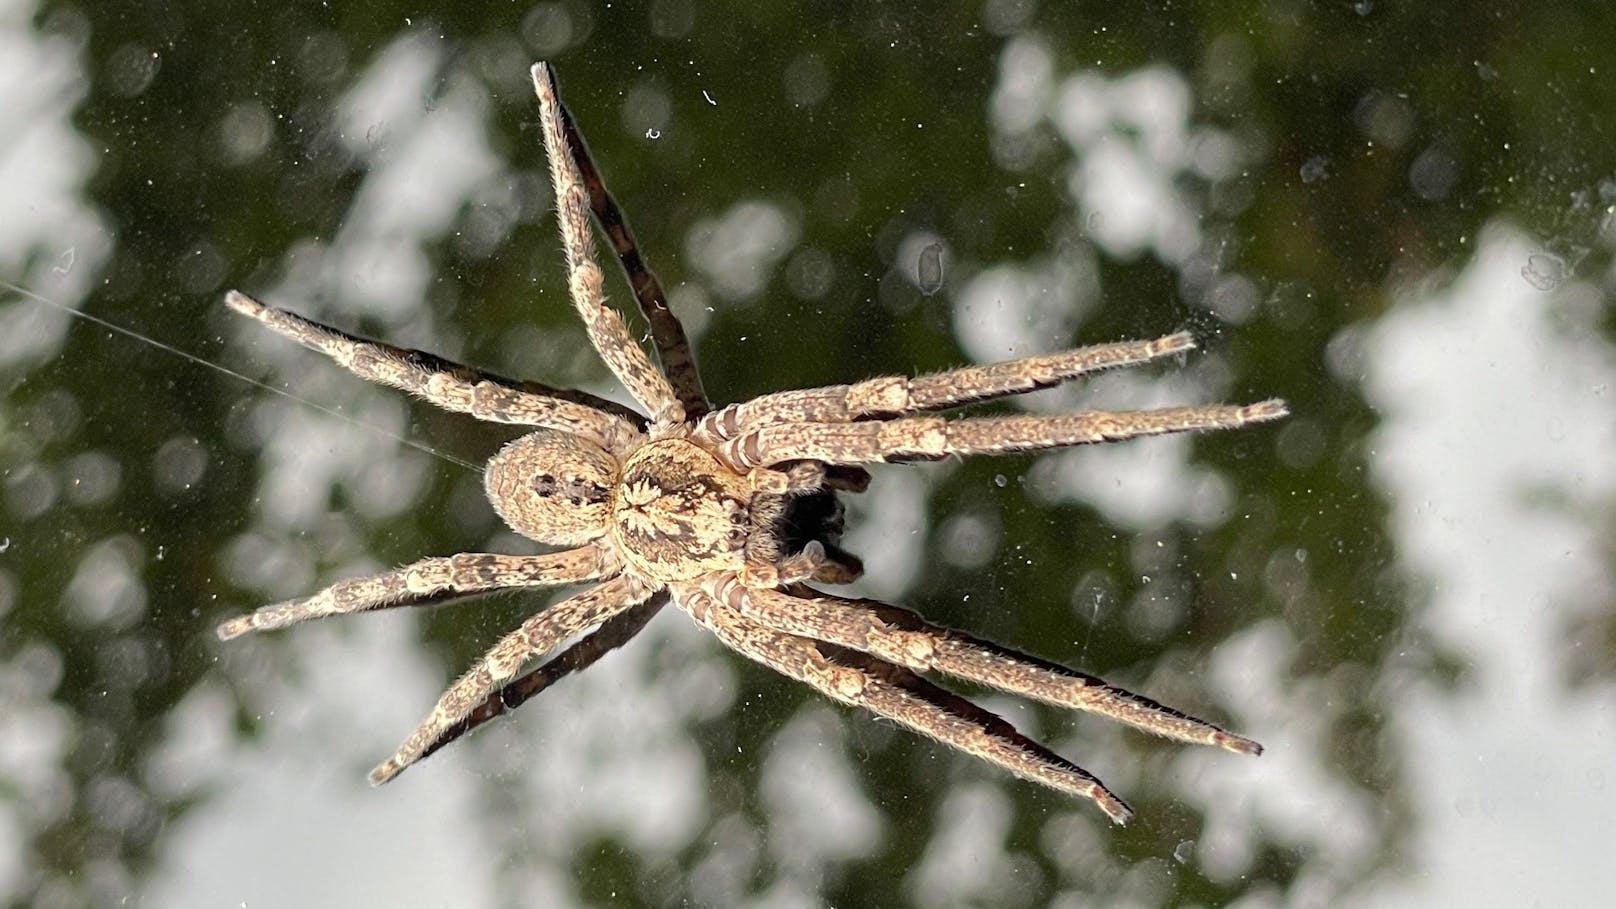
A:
[{"left": 216, "top": 62, "right": 1286, "bottom": 824}]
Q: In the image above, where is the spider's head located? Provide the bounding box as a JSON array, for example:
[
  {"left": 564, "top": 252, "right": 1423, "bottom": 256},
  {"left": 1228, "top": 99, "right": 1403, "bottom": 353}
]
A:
[{"left": 484, "top": 430, "right": 618, "bottom": 546}]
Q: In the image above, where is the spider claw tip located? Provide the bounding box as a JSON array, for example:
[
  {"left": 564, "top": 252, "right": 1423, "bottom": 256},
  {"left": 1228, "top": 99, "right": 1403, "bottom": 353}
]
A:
[
  {"left": 1217, "top": 731, "right": 1264, "bottom": 756},
  {"left": 368, "top": 762, "right": 398, "bottom": 786},
  {"left": 223, "top": 290, "right": 262, "bottom": 317},
  {"left": 1245, "top": 398, "right": 1290, "bottom": 422},
  {"left": 215, "top": 618, "right": 250, "bottom": 641},
  {"left": 1103, "top": 799, "right": 1135, "bottom": 825}
]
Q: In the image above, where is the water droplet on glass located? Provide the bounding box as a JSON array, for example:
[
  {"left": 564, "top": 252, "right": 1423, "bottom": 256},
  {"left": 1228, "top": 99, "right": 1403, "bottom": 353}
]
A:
[
  {"left": 1173, "top": 840, "right": 1195, "bottom": 864},
  {"left": 1086, "top": 211, "right": 1104, "bottom": 233},
  {"left": 1353, "top": 0, "right": 1373, "bottom": 15},
  {"left": 916, "top": 242, "right": 945, "bottom": 295},
  {"left": 1299, "top": 156, "right": 1329, "bottom": 184},
  {"left": 53, "top": 247, "right": 76, "bottom": 274},
  {"left": 1520, "top": 253, "right": 1566, "bottom": 291},
  {"left": 645, "top": 127, "right": 661, "bottom": 140},
  {"left": 992, "top": 474, "right": 1008, "bottom": 488}
]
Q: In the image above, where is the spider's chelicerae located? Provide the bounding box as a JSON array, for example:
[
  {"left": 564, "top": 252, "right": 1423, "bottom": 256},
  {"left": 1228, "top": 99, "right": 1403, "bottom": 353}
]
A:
[{"left": 218, "top": 62, "right": 1286, "bottom": 824}]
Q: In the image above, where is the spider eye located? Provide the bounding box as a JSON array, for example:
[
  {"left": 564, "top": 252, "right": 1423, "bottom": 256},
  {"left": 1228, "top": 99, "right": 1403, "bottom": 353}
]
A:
[{"left": 485, "top": 431, "right": 618, "bottom": 546}]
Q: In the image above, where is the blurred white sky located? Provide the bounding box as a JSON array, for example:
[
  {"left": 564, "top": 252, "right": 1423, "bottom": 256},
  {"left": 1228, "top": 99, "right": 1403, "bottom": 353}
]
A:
[{"left": 1356, "top": 223, "right": 1616, "bottom": 906}]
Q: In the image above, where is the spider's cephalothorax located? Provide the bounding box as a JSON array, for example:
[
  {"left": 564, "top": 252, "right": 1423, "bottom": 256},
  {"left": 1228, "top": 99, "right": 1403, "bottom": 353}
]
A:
[
  {"left": 609, "top": 438, "right": 753, "bottom": 582},
  {"left": 216, "top": 62, "right": 1287, "bottom": 824}
]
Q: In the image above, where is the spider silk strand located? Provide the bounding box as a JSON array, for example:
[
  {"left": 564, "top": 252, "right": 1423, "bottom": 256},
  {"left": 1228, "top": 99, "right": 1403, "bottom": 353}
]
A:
[{"left": 1, "top": 280, "right": 482, "bottom": 473}]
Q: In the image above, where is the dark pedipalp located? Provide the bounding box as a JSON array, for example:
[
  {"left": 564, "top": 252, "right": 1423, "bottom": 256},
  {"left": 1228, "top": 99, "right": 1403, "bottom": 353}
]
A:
[{"left": 747, "top": 486, "right": 864, "bottom": 583}]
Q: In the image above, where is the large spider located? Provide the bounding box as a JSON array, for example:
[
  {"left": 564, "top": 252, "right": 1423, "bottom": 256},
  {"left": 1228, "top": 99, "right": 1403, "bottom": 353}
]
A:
[{"left": 217, "top": 62, "right": 1286, "bottom": 824}]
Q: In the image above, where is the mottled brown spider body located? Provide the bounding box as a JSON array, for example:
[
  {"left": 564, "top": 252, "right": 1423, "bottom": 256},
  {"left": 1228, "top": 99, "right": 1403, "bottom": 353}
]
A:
[
  {"left": 216, "top": 62, "right": 1287, "bottom": 824},
  {"left": 611, "top": 438, "right": 754, "bottom": 583}
]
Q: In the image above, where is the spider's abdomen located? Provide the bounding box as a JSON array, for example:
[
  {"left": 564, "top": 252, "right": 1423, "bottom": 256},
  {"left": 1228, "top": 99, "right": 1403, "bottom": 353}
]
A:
[
  {"left": 612, "top": 439, "right": 751, "bottom": 582},
  {"left": 485, "top": 430, "right": 618, "bottom": 546}
]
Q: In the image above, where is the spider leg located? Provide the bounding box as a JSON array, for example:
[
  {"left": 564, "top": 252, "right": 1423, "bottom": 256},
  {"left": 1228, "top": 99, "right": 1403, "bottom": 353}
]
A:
[
  {"left": 676, "top": 587, "right": 1132, "bottom": 823},
  {"left": 824, "top": 465, "right": 873, "bottom": 493},
  {"left": 531, "top": 63, "right": 685, "bottom": 426},
  {"left": 740, "top": 540, "right": 829, "bottom": 588},
  {"left": 696, "top": 333, "right": 1196, "bottom": 441},
  {"left": 726, "top": 399, "right": 1289, "bottom": 467},
  {"left": 371, "top": 574, "right": 654, "bottom": 784},
  {"left": 226, "top": 292, "right": 643, "bottom": 450},
  {"left": 414, "top": 591, "right": 668, "bottom": 764},
  {"left": 215, "top": 547, "right": 613, "bottom": 641},
  {"left": 557, "top": 96, "right": 709, "bottom": 418},
  {"left": 813, "top": 542, "right": 864, "bottom": 584},
  {"left": 706, "top": 578, "right": 1259, "bottom": 755}
]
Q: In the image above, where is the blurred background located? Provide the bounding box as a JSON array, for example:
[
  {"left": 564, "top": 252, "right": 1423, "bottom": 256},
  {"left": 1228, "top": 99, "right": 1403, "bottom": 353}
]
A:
[{"left": 3, "top": 1, "right": 1615, "bottom": 907}]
